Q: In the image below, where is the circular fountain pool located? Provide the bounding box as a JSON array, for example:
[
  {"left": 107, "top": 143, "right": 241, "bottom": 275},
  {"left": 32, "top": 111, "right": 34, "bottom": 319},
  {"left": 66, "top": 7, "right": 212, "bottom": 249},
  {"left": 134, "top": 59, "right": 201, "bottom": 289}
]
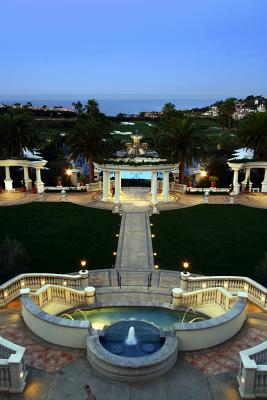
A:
[
  {"left": 100, "top": 320, "right": 165, "bottom": 357},
  {"left": 61, "top": 306, "right": 206, "bottom": 330}
]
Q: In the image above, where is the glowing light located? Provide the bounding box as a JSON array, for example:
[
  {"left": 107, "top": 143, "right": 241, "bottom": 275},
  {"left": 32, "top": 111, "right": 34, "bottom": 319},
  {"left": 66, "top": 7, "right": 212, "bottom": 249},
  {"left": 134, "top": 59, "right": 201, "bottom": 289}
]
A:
[
  {"left": 21, "top": 281, "right": 25, "bottom": 287},
  {"left": 4, "top": 291, "right": 8, "bottom": 297},
  {"left": 241, "top": 377, "right": 244, "bottom": 383},
  {"left": 201, "top": 171, "right": 207, "bottom": 177},
  {"left": 150, "top": 223, "right": 153, "bottom": 226},
  {"left": 63, "top": 281, "right": 67, "bottom": 286},
  {"left": 224, "top": 282, "right": 228, "bottom": 289},
  {"left": 66, "top": 168, "right": 72, "bottom": 176},
  {"left": 80, "top": 259, "right": 87, "bottom": 268},
  {"left": 202, "top": 283, "right": 207, "bottom": 288},
  {"left": 183, "top": 261, "right": 189, "bottom": 270},
  {"left": 153, "top": 252, "right": 157, "bottom": 256},
  {"left": 261, "top": 295, "right": 265, "bottom": 302},
  {"left": 41, "top": 280, "right": 45, "bottom": 286},
  {"left": 151, "top": 234, "right": 155, "bottom": 238},
  {"left": 154, "top": 265, "right": 159, "bottom": 269},
  {"left": 20, "top": 371, "right": 24, "bottom": 379},
  {"left": 244, "top": 284, "right": 249, "bottom": 291},
  {"left": 113, "top": 252, "right": 117, "bottom": 256},
  {"left": 116, "top": 234, "right": 119, "bottom": 237}
]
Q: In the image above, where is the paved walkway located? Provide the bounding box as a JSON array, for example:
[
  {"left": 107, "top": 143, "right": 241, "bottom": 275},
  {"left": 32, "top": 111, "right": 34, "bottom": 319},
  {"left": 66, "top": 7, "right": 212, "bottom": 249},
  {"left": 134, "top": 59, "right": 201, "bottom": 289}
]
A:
[{"left": 115, "top": 212, "right": 154, "bottom": 270}]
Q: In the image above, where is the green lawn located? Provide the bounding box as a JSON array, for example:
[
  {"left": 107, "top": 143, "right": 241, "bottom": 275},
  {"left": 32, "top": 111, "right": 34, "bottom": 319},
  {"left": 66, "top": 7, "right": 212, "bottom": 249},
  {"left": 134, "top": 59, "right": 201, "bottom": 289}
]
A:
[
  {"left": 0, "top": 203, "right": 119, "bottom": 276},
  {"left": 112, "top": 121, "right": 156, "bottom": 138},
  {"left": 151, "top": 205, "right": 267, "bottom": 278}
]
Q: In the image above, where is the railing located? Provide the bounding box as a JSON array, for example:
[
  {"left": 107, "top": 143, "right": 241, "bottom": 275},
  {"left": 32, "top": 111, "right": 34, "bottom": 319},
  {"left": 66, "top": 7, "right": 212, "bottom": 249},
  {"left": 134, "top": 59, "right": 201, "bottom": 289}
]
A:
[
  {"left": 181, "top": 287, "right": 237, "bottom": 311},
  {"left": 187, "top": 275, "right": 267, "bottom": 310},
  {"left": 238, "top": 341, "right": 267, "bottom": 399},
  {"left": 31, "top": 284, "right": 86, "bottom": 308},
  {"left": 0, "top": 337, "right": 27, "bottom": 393}
]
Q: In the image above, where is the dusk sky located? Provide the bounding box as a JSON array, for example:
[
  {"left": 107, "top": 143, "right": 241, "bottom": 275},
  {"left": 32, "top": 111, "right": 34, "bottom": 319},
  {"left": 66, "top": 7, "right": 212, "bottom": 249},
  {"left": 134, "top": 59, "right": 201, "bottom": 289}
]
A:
[{"left": 1, "top": 0, "right": 267, "bottom": 98}]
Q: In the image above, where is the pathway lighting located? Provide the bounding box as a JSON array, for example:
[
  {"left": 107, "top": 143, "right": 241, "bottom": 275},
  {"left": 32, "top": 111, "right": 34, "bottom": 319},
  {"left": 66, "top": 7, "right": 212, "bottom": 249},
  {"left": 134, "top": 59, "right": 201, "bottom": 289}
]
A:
[
  {"left": 63, "top": 281, "right": 67, "bottom": 286},
  {"left": 150, "top": 223, "right": 153, "bottom": 226},
  {"left": 244, "top": 284, "right": 249, "bottom": 291},
  {"left": 41, "top": 279, "right": 45, "bottom": 286},
  {"left": 202, "top": 283, "right": 207, "bottom": 289},
  {"left": 21, "top": 281, "right": 25, "bottom": 287},
  {"left": 4, "top": 291, "right": 8, "bottom": 297},
  {"left": 113, "top": 252, "right": 117, "bottom": 256},
  {"left": 66, "top": 168, "right": 72, "bottom": 191},
  {"left": 80, "top": 259, "right": 87, "bottom": 268},
  {"left": 151, "top": 234, "right": 155, "bottom": 238},
  {"left": 116, "top": 234, "right": 119, "bottom": 237},
  {"left": 20, "top": 372, "right": 24, "bottom": 379},
  {"left": 153, "top": 252, "right": 157, "bottom": 256},
  {"left": 201, "top": 171, "right": 207, "bottom": 177},
  {"left": 154, "top": 265, "right": 159, "bottom": 269},
  {"left": 261, "top": 295, "right": 265, "bottom": 302}
]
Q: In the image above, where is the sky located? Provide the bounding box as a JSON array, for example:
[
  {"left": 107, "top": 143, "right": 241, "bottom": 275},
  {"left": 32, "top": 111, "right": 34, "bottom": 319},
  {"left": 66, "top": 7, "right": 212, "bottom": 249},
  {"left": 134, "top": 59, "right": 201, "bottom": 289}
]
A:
[{"left": 0, "top": 0, "right": 267, "bottom": 98}]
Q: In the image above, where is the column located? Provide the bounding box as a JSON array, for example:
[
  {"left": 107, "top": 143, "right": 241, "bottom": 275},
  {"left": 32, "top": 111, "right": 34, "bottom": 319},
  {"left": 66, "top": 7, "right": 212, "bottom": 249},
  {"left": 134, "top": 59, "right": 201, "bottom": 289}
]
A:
[
  {"left": 262, "top": 168, "right": 267, "bottom": 193},
  {"left": 35, "top": 168, "right": 44, "bottom": 193},
  {"left": 114, "top": 171, "right": 120, "bottom": 204},
  {"left": 233, "top": 168, "right": 240, "bottom": 195},
  {"left": 102, "top": 170, "right": 109, "bottom": 201},
  {"left": 4, "top": 166, "right": 13, "bottom": 190},
  {"left": 23, "top": 166, "right": 32, "bottom": 190},
  {"left": 151, "top": 171, "right": 158, "bottom": 205},
  {"left": 162, "top": 171, "right": 169, "bottom": 202},
  {"left": 242, "top": 167, "right": 251, "bottom": 191}
]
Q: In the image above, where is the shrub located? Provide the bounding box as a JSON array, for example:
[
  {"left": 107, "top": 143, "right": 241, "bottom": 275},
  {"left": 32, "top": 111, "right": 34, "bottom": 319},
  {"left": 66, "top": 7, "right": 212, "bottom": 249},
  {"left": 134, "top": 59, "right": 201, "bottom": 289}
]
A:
[{"left": 0, "top": 236, "right": 29, "bottom": 282}]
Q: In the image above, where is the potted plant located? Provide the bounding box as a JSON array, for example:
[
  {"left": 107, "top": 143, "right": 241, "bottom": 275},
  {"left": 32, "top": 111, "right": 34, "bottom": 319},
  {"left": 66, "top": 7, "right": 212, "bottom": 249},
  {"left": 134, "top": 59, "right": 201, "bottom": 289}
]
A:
[
  {"left": 243, "top": 178, "right": 250, "bottom": 194},
  {"left": 209, "top": 176, "right": 218, "bottom": 188},
  {"left": 79, "top": 174, "right": 86, "bottom": 186},
  {"left": 187, "top": 176, "right": 193, "bottom": 188},
  {"left": 56, "top": 176, "right": 62, "bottom": 187}
]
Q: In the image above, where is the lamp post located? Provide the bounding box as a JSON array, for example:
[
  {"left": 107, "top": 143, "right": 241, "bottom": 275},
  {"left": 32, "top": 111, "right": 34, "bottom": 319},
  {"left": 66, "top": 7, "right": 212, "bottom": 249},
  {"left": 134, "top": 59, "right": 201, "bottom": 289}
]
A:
[
  {"left": 66, "top": 168, "right": 72, "bottom": 191},
  {"left": 80, "top": 259, "right": 87, "bottom": 272},
  {"left": 182, "top": 261, "right": 189, "bottom": 274},
  {"left": 181, "top": 261, "right": 190, "bottom": 292}
]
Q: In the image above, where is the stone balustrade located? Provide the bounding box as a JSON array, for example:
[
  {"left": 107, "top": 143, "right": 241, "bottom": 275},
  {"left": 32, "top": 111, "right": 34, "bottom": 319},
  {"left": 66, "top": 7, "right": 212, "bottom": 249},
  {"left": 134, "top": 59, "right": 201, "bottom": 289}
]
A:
[
  {"left": 30, "top": 284, "right": 88, "bottom": 308},
  {"left": 238, "top": 341, "right": 267, "bottom": 399},
  {"left": 0, "top": 337, "right": 27, "bottom": 393}
]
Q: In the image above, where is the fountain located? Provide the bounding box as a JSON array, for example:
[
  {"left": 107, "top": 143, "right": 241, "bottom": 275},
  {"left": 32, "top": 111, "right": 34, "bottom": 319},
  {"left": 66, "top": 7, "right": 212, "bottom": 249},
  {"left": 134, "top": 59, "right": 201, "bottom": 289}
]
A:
[
  {"left": 181, "top": 307, "right": 196, "bottom": 323},
  {"left": 125, "top": 326, "right": 137, "bottom": 346},
  {"left": 189, "top": 317, "right": 205, "bottom": 324}
]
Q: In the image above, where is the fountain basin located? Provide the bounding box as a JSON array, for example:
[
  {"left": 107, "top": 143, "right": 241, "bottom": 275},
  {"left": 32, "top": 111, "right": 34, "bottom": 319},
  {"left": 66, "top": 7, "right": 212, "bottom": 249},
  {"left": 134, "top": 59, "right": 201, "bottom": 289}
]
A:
[{"left": 87, "top": 320, "right": 178, "bottom": 381}]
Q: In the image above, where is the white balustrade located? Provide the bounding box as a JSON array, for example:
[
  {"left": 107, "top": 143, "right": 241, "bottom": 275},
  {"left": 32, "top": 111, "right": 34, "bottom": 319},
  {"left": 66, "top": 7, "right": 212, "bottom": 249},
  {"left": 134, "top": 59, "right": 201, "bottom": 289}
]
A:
[
  {"left": 0, "top": 337, "right": 27, "bottom": 393},
  {"left": 30, "top": 284, "right": 87, "bottom": 308},
  {"left": 180, "top": 287, "right": 237, "bottom": 311}
]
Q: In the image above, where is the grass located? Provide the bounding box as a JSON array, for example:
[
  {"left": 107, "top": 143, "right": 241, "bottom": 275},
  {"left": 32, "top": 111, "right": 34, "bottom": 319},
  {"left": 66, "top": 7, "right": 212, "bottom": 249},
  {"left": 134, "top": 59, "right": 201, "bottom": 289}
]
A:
[
  {"left": 0, "top": 203, "right": 119, "bottom": 276},
  {"left": 151, "top": 205, "right": 267, "bottom": 278},
  {"left": 112, "top": 121, "right": 156, "bottom": 138}
]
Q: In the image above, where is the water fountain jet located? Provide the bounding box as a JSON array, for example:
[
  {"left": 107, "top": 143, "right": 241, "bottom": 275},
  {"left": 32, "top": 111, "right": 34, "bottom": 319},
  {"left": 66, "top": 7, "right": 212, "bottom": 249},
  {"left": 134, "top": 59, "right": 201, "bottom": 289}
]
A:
[{"left": 125, "top": 326, "right": 137, "bottom": 345}]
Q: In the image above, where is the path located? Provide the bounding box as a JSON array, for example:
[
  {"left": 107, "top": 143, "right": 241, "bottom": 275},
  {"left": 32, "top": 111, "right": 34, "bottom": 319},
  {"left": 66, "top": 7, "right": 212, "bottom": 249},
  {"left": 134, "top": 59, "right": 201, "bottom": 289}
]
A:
[{"left": 115, "top": 212, "right": 154, "bottom": 270}]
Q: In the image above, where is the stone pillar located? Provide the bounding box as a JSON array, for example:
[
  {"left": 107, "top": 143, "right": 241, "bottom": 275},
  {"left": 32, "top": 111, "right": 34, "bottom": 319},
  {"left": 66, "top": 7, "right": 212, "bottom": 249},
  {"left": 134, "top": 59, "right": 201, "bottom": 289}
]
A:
[
  {"left": 85, "top": 286, "right": 95, "bottom": 305},
  {"left": 102, "top": 170, "right": 109, "bottom": 201},
  {"left": 261, "top": 168, "right": 267, "bottom": 193},
  {"left": 79, "top": 269, "right": 89, "bottom": 289},
  {"left": 172, "top": 288, "right": 183, "bottom": 306},
  {"left": 35, "top": 167, "right": 44, "bottom": 193},
  {"left": 162, "top": 171, "right": 169, "bottom": 202},
  {"left": 151, "top": 171, "right": 158, "bottom": 205},
  {"left": 4, "top": 166, "right": 13, "bottom": 190},
  {"left": 23, "top": 166, "right": 32, "bottom": 190},
  {"left": 8, "top": 354, "right": 26, "bottom": 393},
  {"left": 233, "top": 168, "right": 240, "bottom": 195},
  {"left": 114, "top": 171, "right": 120, "bottom": 204},
  {"left": 204, "top": 191, "right": 209, "bottom": 204},
  {"left": 238, "top": 363, "right": 257, "bottom": 399},
  {"left": 180, "top": 272, "right": 190, "bottom": 292},
  {"left": 242, "top": 167, "right": 251, "bottom": 191}
]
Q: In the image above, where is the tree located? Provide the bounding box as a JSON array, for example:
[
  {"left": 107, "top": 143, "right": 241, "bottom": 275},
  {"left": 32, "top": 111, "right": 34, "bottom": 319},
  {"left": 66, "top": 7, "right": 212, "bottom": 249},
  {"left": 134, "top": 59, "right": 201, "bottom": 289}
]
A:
[
  {"left": 72, "top": 100, "right": 84, "bottom": 114},
  {"left": 0, "top": 109, "right": 39, "bottom": 158},
  {"left": 158, "top": 117, "right": 210, "bottom": 183},
  {"left": 67, "top": 114, "right": 107, "bottom": 182},
  {"left": 0, "top": 236, "right": 29, "bottom": 282},
  {"left": 85, "top": 99, "right": 102, "bottom": 120},
  {"left": 236, "top": 112, "right": 267, "bottom": 160},
  {"left": 254, "top": 253, "right": 267, "bottom": 287},
  {"left": 218, "top": 98, "right": 236, "bottom": 129}
]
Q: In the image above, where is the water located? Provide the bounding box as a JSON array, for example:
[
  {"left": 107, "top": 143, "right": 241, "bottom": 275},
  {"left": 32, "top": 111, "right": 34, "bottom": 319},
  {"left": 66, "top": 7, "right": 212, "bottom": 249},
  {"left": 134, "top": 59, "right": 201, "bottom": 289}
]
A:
[
  {"left": 64, "top": 306, "right": 202, "bottom": 330},
  {"left": 0, "top": 97, "right": 218, "bottom": 116},
  {"left": 125, "top": 326, "right": 137, "bottom": 346}
]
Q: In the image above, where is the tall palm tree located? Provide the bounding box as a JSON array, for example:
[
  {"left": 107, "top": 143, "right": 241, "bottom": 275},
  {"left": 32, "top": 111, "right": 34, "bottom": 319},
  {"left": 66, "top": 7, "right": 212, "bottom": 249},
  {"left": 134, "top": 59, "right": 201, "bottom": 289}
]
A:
[
  {"left": 159, "top": 118, "right": 210, "bottom": 183},
  {"left": 85, "top": 99, "right": 101, "bottom": 121},
  {"left": 0, "top": 110, "right": 39, "bottom": 158},
  {"left": 218, "top": 98, "right": 236, "bottom": 129},
  {"left": 236, "top": 112, "right": 267, "bottom": 160},
  {"left": 67, "top": 115, "right": 106, "bottom": 182},
  {"left": 72, "top": 101, "right": 83, "bottom": 115}
]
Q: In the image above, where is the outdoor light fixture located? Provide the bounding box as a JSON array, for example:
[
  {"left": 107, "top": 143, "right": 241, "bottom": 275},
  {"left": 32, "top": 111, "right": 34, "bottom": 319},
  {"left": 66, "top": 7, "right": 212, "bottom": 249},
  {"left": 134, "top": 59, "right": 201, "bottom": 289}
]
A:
[
  {"left": 21, "top": 281, "right": 25, "bottom": 287},
  {"left": 150, "top": 223, "right": 153, "bottom": 226},
  {"left": 202, "top": 283, "right": 207, "bottom": 289},
  {"left": 63, "top": 281, "right": 67, "bottom": 286},
  {"left": 154, "top": 264, "right": 159, "bottom": 269},
  {"left": 113, "top": 252, "right": 117, "bottom": 256},
  {"left": 116, "top": 234, "right": 119, "bottom": 237},
  {"left": 66, "top": 168, "right": 72, "bottom": 176},
  {"left": 151, "top": 234, "right": 155, "bottom": 238},
  {"left": 201, "top": 171, "right": 207, "bottom": 177},
  {"left": 153, "top": 252, "right": 157, "bottom": 256},
  {"left": 41, "top": 280, "right": 45, "bottom": 286},
  {"left": 182, "top": 261, "right": 189, "bottom": 273},
  {"left": 4, "top": 291, "right": 8, "bottom": 297},
  {"left": 80, "top": 259, "right": 87, "bottom": 268}
]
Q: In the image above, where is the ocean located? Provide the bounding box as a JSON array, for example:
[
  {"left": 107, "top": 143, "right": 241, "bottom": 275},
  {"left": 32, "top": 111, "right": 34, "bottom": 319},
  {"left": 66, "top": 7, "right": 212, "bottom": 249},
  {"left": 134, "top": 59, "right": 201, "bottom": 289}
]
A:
[{"left": 0, "top": 97, "right": 219, "bottom": 116}]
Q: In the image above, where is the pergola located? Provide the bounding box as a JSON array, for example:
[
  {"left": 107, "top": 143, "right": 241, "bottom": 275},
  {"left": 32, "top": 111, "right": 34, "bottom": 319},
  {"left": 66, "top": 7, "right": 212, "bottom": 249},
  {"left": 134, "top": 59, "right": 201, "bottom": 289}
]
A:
[
  {"left": 0, "top": 159, "right": 47, "bottom": 193},
  {"left": 228, "top": 161, "right": 267, "bottom": 194},
  {"left": 95, "top": 162, "right": 176, "bottom": 208}
]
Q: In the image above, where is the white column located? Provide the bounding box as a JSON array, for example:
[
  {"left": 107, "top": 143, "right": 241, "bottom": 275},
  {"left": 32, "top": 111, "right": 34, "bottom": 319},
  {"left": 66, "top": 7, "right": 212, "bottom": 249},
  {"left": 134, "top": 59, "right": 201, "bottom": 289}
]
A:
[
  {"left": 262, "top": 168, "right": 267, "bottom": 193},
  {"left": 4, "top": 166, "right": 13, "bottom": 190},
  {"left": 102, "top": 170, "right": 109, "bottom": 201},
  {"left": 162, "top": 171, "right": 169, "bottom": 202},
  {"left": 23, "top": 166, "right": 32, "bottom": 190},
  {"left": 242, "top": 167, "right": 251, "bottom": 190},
  {"left": 151, "top": 171, "right": 158, "bottom": 205},
  {"left": 114, "top": 171, "right": 120, "bottom": 204},
  {"left": 35, "top": 168, "right": 44, "bottom": 193},
  {"left": 233, "top": 168, "right": 240, "bottom": 195}
]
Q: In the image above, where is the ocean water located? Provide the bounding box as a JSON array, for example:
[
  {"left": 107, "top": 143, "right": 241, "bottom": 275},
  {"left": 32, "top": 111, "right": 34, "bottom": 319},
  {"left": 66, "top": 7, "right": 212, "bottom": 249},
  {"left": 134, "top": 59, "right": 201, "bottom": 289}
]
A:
[{"left": 0, "top": 97, "right": 218, "bottom": 116}]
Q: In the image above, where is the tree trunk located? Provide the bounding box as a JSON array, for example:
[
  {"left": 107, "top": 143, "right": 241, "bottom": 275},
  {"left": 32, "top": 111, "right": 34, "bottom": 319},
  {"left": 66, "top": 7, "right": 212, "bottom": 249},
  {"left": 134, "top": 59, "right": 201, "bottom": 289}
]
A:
[
  {"left": 179, "top": 160, "right": 185, "bottom": 183},
  {"left": 89, "top": 159, "right": 94, "bottom": 183}
]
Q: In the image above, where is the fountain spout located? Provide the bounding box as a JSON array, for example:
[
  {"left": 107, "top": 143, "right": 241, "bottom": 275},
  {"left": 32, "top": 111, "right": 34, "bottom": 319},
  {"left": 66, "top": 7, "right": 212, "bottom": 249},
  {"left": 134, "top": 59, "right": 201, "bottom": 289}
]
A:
[{"left": 125, "top": 326, "right": 137, "bottom": 346}]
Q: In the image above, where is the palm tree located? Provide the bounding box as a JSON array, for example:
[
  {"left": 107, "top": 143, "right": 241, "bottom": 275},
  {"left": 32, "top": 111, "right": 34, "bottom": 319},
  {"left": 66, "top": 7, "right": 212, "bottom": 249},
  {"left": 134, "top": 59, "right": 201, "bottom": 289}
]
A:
[
  {"left": 236, "top": 112, "right": 267, "bottom": 160},
  {"left": 85, "top": 99, "right": 101, "bottom": 121},
  {"left": 159, "top": 118, "right": 210, "bottom": 183},
  {"left": 72, "top": 101, "right": 83, "bottom": 114},
  {"left": 67, "top": 115, "right": 106, "bottom": 182},
  {"left": 218, "top": 98, "right": 236, "bottom": 129},
  {"left": 0, "top": 109, "right": 39, "bottom": 158}
]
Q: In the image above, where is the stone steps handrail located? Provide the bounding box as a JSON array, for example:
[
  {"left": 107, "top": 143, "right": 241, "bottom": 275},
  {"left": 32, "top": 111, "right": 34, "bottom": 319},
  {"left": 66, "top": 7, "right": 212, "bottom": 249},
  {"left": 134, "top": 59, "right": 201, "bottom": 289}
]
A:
[
  {"left": 187, "top": 275, "right": 267, "bottom": 309},
  {"left": 238, "top": 341, "right": 267, "bottom": 398},
  {"left": 0, "top": 336, "right": 27, "bottom": 393},
  {"left": 31, "top": 284, "right": 86, "bottom": 308},
  {"left": 180, "top": 287, "right": 238, "bottom": 311}
]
